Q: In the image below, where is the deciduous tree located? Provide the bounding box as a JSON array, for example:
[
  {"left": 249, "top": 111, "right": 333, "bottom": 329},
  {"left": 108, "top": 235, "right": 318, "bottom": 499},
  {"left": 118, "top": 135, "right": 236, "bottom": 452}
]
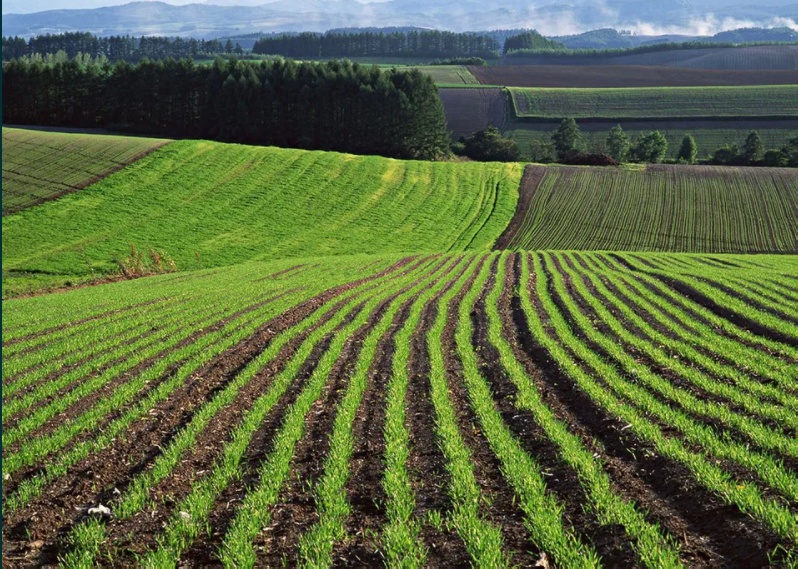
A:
[{"left": 551, "top": 118, "right": 581, "bottom": 161}]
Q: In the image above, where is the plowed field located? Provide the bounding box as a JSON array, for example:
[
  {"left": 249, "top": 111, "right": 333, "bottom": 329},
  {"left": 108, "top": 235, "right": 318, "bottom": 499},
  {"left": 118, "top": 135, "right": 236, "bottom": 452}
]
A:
[
  {"left": 1, "top": 127, "right": 170, "bottom": 215},
  {"left": 470, "top": 65, "right": 798, "bottom": 88},
  {"left": 3, "top": 251, "right": 797, "bottom": 567}
]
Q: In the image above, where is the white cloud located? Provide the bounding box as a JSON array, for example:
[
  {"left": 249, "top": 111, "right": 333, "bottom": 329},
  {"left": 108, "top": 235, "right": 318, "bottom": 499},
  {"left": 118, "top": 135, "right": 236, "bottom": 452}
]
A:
[{"left": 624, "top": 14, "right": 798, "bottom": 36}]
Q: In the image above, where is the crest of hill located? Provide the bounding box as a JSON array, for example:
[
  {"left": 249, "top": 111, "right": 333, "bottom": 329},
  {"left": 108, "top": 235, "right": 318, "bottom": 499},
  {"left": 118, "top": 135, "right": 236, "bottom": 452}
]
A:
[{"left": 2, "top": 135, "right": 521, "bottom": 291}]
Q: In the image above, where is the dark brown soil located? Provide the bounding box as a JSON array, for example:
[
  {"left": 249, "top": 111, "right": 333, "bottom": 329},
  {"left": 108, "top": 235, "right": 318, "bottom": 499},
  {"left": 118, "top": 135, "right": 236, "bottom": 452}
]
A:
[
  {"left": 436, "top": 256, "right": 543, "bottom": 567},
  {"left": 438, "top": 88, "right": 507, "bottom": 139},
  {"left": 695, "top": 276, "right": 798, "bottom": 325},
  {"left": 1, "top": 258, "right": 418, "bottom": 568},
  {"left": 469, "top": 65, "right": 798, "bottom": 88},
  {"left": 114, "top": 304, "right": 361, "bottom": 565},
  {"left": 248, "top": 274, "right": 437, "bottom": 567},
  {"left": 605, "top": 254, "right": 798, "bottom": 358},
  {"left": 175, "top": 257, "right": 447, "bottom": 567},
  {"left": 331, "top": 257, "right": 469, "bottom": 567},
  {"left": 547, "top": 253, "right": 798, "bottom": 466},
  {"left": 653, "top": 274, "right": 798, "bottom": 347},
  {"left": 493, "top": 165, "right": 546, "bottom": 250},
  {"left": 521, "top": 253, "right": 784, "bottom": 567},
  {"left": 472, "top": 255, "right": 638, "bottom": 566},
  {"left": 569, "top": 254, "right": 798, "bottom": 402},
  {"left": 404, "top": 261, "right": 485, "bottom": 567},
  {"left": 2, "top": 288, "right": 299, "bottom": 459}
]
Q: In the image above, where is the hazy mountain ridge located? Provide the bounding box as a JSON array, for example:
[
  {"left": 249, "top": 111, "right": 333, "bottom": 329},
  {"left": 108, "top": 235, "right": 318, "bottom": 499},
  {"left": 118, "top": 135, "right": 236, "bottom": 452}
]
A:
[{"left": 3, "top": 0, "right": 797, "bottom": 39}]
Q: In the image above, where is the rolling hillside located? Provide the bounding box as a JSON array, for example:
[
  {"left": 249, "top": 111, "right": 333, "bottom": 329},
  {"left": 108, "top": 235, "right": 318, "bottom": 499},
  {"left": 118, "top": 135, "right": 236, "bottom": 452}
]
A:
[
  {"left": 4, "top": 249, "right": 798, "bottom": 567},
  {"left": 2, "top": 136, "right": 522, "bottom": 291},
  {"left": 3, "top": 127, "right": 798, "bottom": 567},
  {"left": 1, "top": 127, "right": 169, "bottom": 215}
]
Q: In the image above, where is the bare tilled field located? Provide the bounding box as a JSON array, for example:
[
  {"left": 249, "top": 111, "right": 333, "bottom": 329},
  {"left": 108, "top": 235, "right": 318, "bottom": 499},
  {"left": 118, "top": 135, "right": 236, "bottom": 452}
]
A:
[
  {"left": 505, "top": 45, "right": 798, "bottom": 70},
  {"left": 3, "top": 251, "right": 797, "bottom": 567},
  {"left": 438, "top": 88, "right": 508, "bottom": 138},
  {"left": 469, "top": 64, "right": 798, "bottom": 88}
]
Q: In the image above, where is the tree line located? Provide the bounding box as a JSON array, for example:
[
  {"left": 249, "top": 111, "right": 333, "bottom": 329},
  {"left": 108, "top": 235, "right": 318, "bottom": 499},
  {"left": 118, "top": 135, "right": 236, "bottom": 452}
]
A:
[
  {"left": 2, "top": 57, "right": 450, "bottom": 159},
  {"left": 2, "top": 32, "right": 240, "bottom": 62},
  {"left": 541, "top": 120, "right": 798, "bottom": 166},
  {"left": 252, "top": 30, "right": 500, "bottom": 58},
  {"left": 457, "top": 120, "right": 798, "bottom": 166}
]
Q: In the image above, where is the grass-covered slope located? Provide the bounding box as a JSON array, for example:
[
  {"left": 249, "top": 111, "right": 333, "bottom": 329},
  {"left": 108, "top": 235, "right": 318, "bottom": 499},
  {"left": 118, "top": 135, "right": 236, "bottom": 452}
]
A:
[
  {"left": 509, "top": 85, "right": 798, "bottom": 119},
  {"left": 498, "top": 164, "right": 798, "bottom": 253},
  {"left": 2, "top": 138, "right": 522, "bottom": 287},
  {"left": 1, "top": 127, "right": 170, "bottom": 215}
]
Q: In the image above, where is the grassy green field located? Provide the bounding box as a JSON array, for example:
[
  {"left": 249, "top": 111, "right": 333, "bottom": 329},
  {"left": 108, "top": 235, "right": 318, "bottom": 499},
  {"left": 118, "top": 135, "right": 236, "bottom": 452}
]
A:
[
  {"left": 2, "top": 137, "right": 522, "bottom": 294},
  {"left": 498, "top": 164, "right": 798, "bottom": 252},
  {"left": 508, "top": 126, "right": 798, "bottom": 161},
  {"left": 509, "top": 85, "right": 798, "bottom": 119},
  {"left": 3, "top": 126, "right": 798, "bottom": 566},
  {"left": 1, "top": 127, "right": 170, "bottom": 215}
]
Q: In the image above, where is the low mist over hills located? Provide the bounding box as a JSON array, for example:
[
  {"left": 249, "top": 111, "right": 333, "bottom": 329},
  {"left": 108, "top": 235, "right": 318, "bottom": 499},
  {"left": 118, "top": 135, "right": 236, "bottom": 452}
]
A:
[{"left": 3, "top": 0, "right": 797, "bottom": 38}]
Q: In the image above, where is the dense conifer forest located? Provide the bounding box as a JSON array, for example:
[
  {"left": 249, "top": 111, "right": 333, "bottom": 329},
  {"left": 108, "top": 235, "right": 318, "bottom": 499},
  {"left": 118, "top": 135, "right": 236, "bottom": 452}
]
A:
[{"left": 2, "top": 57, "right": 450, "bottom": 159}]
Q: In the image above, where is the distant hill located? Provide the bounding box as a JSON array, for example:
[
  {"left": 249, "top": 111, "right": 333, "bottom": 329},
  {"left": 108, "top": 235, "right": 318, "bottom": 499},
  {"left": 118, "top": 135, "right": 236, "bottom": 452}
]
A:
[
  {"left": 555, "top": 27, "right": 798, "bottom": 50},
  {"left": 3, "top": 0, "right": 798, "bottom": 38}
]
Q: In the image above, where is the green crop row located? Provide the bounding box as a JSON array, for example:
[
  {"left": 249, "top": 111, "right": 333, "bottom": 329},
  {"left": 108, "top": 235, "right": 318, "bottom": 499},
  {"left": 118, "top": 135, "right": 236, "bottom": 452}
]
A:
[
  {"left": 3, "top": 136, "right": 522, "bottom": 294},
  {"left": 3, "top": 251, "right": 797, "bottom": 566},
  {"left": 61, "top": 256, "right": 445, "bottom": 567},
  {"left": 524, "top": 253, "right": 798, "bottom": 542},
  {"left": 508, "top": 85, "right": 798, "bottom": 119},
  {"left": 502, "top": 164, "right": 798, "bottom": 253}
]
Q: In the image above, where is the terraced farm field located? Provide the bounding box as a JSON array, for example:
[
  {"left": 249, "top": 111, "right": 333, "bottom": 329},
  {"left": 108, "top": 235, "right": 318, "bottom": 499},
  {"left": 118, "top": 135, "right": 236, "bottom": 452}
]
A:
[
  {"left": 3, "top": 250, "right": 797, "bottom": 567},
  {"left": 497, "top": 164, "right": 798, "bottom": 253},
  {"left": 1, "top": 128, "right": 170, "bottom": 215},
  {"left": 2, "top": 138, "right": 521, "bottom": 292},
  {"left": 509, "top": 85, "right": 798, "bottom": 119}
]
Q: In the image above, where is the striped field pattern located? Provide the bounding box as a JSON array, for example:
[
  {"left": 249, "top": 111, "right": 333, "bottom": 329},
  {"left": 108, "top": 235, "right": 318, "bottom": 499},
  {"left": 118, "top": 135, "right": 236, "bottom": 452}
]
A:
[
  {"left": 3, "top": 251, "right": 797, "bottom": 567},
  {"left": 1, "top": 128, "right": 169, "bottom": 215},
  {"left": 497, "top": 164, "right": 798, "bottom": 253}
]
